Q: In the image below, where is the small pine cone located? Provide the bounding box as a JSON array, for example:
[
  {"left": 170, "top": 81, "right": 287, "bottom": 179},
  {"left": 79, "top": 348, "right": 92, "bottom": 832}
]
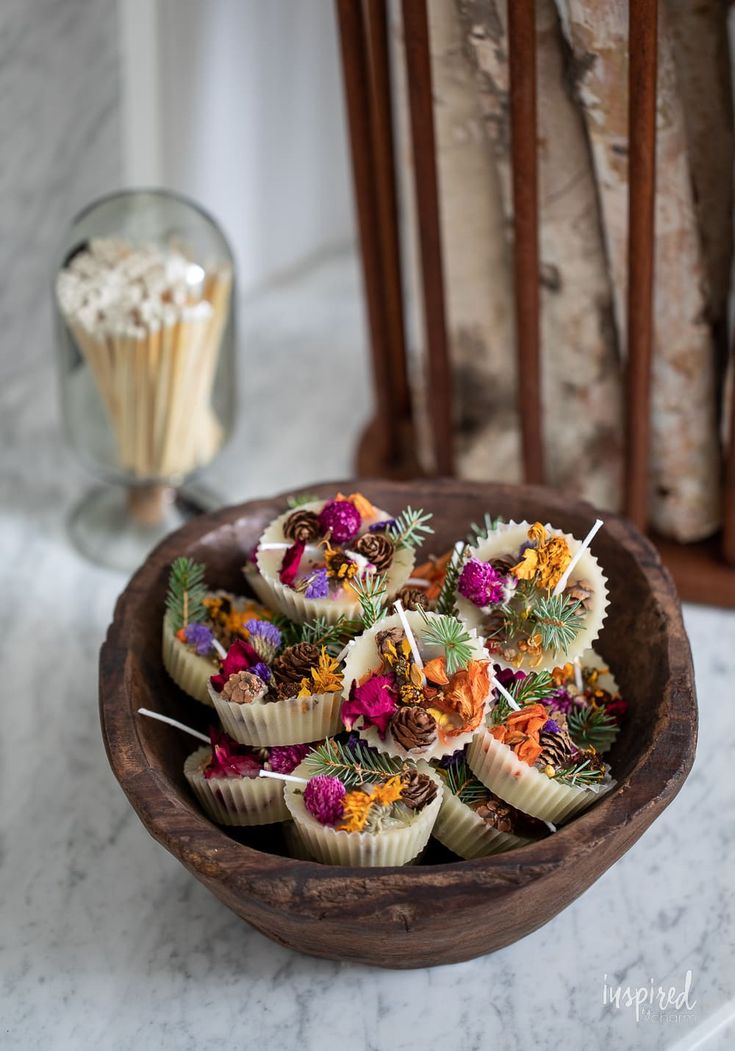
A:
[
  {"left": 400, "top": 767, "right": 438, "bottom": 811},
  {"left": 354, "top": 532, "right": 395, "bottom": 571},
  {"left": 271, "top": 642, "right": 320, "bottom": 699},
  {"left": 376, "top": 626, "right": 404, "bottom": 656},
  {"left": 565, "top": 578, "right": 594, "bottom": 611},
  {"left": 283, "top": 509, "right": 322, "bottom": 543},
  {"left": 396, "top": 585, "right": 428, "bottom": 611},
  {"left": 390, "top": 706, "right": 437, "bottom": 752},
  {"left": 222, "top": 670, "right": 267, "bottom": 705},
  {"left": 472, "top": 796, "right": 516, "bottom": 834},
  {"left": 490, "top": 555, "right": 516, "bottom": 577},
  {"left": 537, "top": 727, "right": 577, "bottom": 770}
]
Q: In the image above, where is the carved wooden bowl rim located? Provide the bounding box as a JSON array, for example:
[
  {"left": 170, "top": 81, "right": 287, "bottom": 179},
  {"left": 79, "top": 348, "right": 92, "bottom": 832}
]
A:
[{"left": 99, "top": 479, "right": 697, "bottom": 943}]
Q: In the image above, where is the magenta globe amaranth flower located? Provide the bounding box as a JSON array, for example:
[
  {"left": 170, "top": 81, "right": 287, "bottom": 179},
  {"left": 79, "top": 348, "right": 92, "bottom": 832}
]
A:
[
  {"left": 458, "top": 558, "right": 506, "bottom": 608},
  {"left": 303, "top": 775, "right": 346, "bottom": 826},
  {"left": 319, "top": 499, "right": 362, "bottom": 543}
]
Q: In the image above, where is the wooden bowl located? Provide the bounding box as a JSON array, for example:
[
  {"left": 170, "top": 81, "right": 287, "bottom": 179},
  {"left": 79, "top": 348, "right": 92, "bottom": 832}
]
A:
[{"left": 99, "top": 479, "right": 697, "bottom": 968}]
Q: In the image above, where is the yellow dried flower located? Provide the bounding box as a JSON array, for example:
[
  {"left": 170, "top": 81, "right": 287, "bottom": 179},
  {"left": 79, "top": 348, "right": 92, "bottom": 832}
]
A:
[
  {"left": 298, "top": 647, "right": 343, "bottom": 697},
  {"left": 337, "top": 789, "right": 374, "bottom": 833},
  {"left": 511, "top": 547, "right": 538, "bottom": 581},
  {"left": 510, "top": 522, "right": 571, "bottom": 591},
  {"left": 371, "top": 775, "right": 404, "bottom": 807}
]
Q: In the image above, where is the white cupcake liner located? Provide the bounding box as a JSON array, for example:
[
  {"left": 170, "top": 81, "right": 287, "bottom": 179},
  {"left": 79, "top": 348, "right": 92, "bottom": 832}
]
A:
[
  {"left": 282, "top": 820, "right": 317, "bottom": 861},
  {"left": 208, "top": 680, "right": 343, "bottom": 747},
  {"left": 283, "top": 760, "right": 443, "bottom": 867},
  {"left": 455, "top": 520, "right": 609, "bottom": 671},
  {"left": 342, "top": 610, "right": 493, "bottom": 762},
  {"left": 417, "top": 763, "right": 532, "bottom": 859},
  {"left": 162, "top": 612, "right": 217, "bottom": 706},
  {"left": 184, "top": 747, "right": 289, "bottom": 826},
  {"left": 467, "top": 727, "right": 614, "bottom": 824},
  {"left": 253, "top": 500, "right": 415, "bottom": 624}
]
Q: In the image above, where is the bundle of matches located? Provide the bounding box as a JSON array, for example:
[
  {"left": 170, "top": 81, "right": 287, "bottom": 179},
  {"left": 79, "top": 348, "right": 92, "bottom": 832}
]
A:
[{"left": 56, "top": 238, "right": 232, "bottom": 482}]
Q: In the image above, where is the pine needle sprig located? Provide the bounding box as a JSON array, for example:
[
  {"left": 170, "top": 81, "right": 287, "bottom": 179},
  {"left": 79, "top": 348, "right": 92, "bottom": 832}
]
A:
[
  {"left": 440, "top": 757, "right": 490, "bottom": 806},
  {"left": 567, "top": 706, "right": 619, "bottom": 753},
  {"left": 389, "top": 506, "right": 434, "bottom": 551},
  {"left": 467, "top": 514, "right": 504, "bottom": 547},
  {"left": 350, "top": 573, "right": 388, "bottom": 629},
  {"left": 270, "top": 612, "right": 302, "bottom": 649},
  {"left": 435, "top": 543, "right": 469, "bottom": 616},
  {"left": 305, "top": 738, "right": 402, "bottom": 789},
  {"left": 419, "top": 610, "right": 474, "bottom": 676},
  {"left": 300, "top": 615, "right": 357, "bottom": 654},
  {"left": 165, "top": 557, "right": 207, "bottom": 632},
  {"left": 286, "top": 492, "right": 319, "bottom": 509},
  {"left": 509, "top": 669, "right": 557, "bottom": 707},
  {"left": 532, "top": 594, "right": 585, "bottom": 655},
  {"left": 553, "top": 756, "right": 607, "bottom": 786}
]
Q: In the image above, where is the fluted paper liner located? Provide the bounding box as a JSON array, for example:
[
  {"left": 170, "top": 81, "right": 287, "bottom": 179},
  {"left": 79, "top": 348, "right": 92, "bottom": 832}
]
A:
[
  {"left": 282, "top": 820, "right": 317, "bottom": 861},
  {"left": 162, "top": 612, "right": 217, "bottom": 706},
  {"left": 342, "top": 610, "right": 493, "bottom": 762},
  {"left": 284, "top": 760, "right": 443, "bottom": 867},
  {"left": 467, "top": 728, "right": 614, "bottom": 824},
  {"left": 184, "top": 747, "right": 289, "bottom": 826},
  {"left": 416, "top": 762, "right": 531, "bottom": 859},
  {"left": 252, "top": 500, "right": 415, "bottom": 624},
  {"left": 455, "top": 520, "right": 609, "bottom": 671},
  {"left": 208, "top": 681, "right": 342, "bottom": 747}
]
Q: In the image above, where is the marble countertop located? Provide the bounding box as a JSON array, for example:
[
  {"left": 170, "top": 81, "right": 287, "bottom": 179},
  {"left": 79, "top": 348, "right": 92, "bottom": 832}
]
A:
[{"left": 1, "top": 254, "right": 733, "bottom": 1051}]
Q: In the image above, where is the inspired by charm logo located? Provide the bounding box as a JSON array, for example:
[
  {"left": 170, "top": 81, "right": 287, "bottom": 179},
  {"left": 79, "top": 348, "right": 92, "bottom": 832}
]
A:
[{"left": 602, "top": 970, "right": 697, "bottom": 1024}]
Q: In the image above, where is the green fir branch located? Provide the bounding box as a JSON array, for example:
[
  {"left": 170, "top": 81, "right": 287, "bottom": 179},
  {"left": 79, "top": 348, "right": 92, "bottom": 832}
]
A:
[
  {"left": 304, "top": 739, "right": 402, "bottom": 789},
  {"left": 388, "top": 506, "right": 434, "bottom": 551},
  {"left": 435, "top": 543, "right": 469, "bottom": 616},
  {"left": 508, "top": 669, "right": 557, "bottom": 707},
  {"left": 300, "top": 614, "right": 358, "bottom": 654},
  {"left": 419, "top": 611, "right": 474, "bottom": 676},
  {"left": 440, "top": 757, "right": 490, "bottom": 806},
  {"left": 552, "top": 755, "right": 607, "bottom": 786},
  {"left": 286, "top": 492, "right": 319, "bottom": 509},
  {"left": 531, "top": 594, "right": 585, "bottom": 655},
  {"left": 165, "top": 557, "right": 207, "bottom": 632},
  {"left": 566, "top": 706, "right": 620, "bottom": 753},
  {"left": 467, "top": 514, "right": 504, "bottom": 547},
  {"left": 350, "top": 573, "right": 388, "bottom": 629}
]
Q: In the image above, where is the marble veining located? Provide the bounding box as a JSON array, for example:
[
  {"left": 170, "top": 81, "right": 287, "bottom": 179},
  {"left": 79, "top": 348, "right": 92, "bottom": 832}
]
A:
[{"left": 0, "top": 251, "right": 733, "bottom": 1050}]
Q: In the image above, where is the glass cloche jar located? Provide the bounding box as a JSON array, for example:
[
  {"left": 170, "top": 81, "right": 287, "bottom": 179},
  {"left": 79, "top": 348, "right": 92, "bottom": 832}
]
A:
[{"left": 54, "top": 189, "right": 236, "bottom": 571}]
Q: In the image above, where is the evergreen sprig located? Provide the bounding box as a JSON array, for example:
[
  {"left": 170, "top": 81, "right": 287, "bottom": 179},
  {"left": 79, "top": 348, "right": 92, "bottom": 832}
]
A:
[
  {"left": 553, "top": 756, "right": 607, "bottom": 786},
  {"left": 165, "top": 557, "right": 207, "bottom": 632},
  {"left": 350, "top": 573, "right": 388, "bottom": 629},
  {"left": 509, "top": 669, "right": 557, "bottom": 707},
  {"left": 467, "top": 514, "right": 504, "bottom": 547},
  {"left": 440, "top": 757, "right": 489, "bottom": 806},
  {"left": 305, "top": 738, "right": 402, "bottom": 789},
  {"left": 532, "top": 594, "right": 585, "bottom": 655},
  {"left": 286, "top": 492, "right": 319, "bottom": 509},
  {"left": 435, "top": 543, "right": 469, "bottom": 616},
  {"left": 300, "top": 615, "right": 357, "bottom": 654},
  {"left": 389, "top": 506, "right": 434, "bottom": 551},
  {"left": 567, "top": 706, "right": 619, "bottom": 753},
  {"left": 419, "top": 611, "right": 474, "bottom": 676}
]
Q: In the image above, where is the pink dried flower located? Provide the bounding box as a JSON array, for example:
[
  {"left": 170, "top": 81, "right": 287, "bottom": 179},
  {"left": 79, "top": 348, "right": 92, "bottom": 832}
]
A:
[
  {"left": 341, "top": 675, "right": 397, "bottom": 738},
  {"left": 279, "top": 540, "right": 305, "bottom": 586},
  {"left": 269, "top": 744, "right": 311, "bottom": 775},
  {"left": 303, "top": 775, "right": 346, "bottom": 825},
  {"left": 204, "top": 728, "right": 262, "bottom": 780},
  {"left": 210, "top": 639, "right": 261, "bottom": 693},
  {"left": 319, "top": 499, "right": 362, "bottom": 543},
  {"left": 458, "top": 558, "right": 505, "bottom": 608}
]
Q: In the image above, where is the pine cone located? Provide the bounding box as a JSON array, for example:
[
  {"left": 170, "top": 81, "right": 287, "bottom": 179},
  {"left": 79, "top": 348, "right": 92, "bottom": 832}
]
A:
[
  {"left": 400, "top": 767, "right": 438, "bottom": 811},
  {"left": 283, "top": 508, "right": 322, "bottom": 543},
  {"left": 222, "top": 670, "right": 267, "bottom": 704},
  {"left": 390, "top": 706, "right": 437, "bottom": 751},
  {"left": 537, "top": 727, "right": 577, "bottom": 770},
  {"left": 565, "top": 578, "right": 594, "bottom": 611},
  {"left": 396, "top": 585, "right": 428, "bottom": 611},
  {"left": 472, "top": 796, "right": 516, "bottom": 833},
  {"left": 490, "top": 555, "right": 516, "bottom": 576},
  {"left": 376, "top": 626, "right": 404, "bottom": 656},
  {"left": 271, "top": 642, "right": 320, "bottom": 699},
  {"left": 354, "top": 532, "right": 395, "bottom": 571}
]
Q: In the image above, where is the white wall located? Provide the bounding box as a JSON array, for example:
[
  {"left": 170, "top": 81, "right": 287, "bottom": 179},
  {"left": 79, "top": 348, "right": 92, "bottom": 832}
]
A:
[{"left": 134, "top": 0, "right": 356, "bottom": 292}]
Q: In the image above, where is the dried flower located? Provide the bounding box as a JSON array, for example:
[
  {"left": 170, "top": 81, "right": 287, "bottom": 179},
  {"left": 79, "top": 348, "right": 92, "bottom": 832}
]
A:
[
  {"left": 204, "top": 728, "right": 262, "bottom": 780},
  {"left": 337, "top": 788, "right": 374, "bottom": 832},
  {"left": 304, "top": 568, "right": 329, "bottom": 599},
  {"left": 423, "top": 656, "right": 449, "bottom": 686},
  {"left": 210, "top": 639, "right": 261, "bottom": 693},
  {"left": 324, "top": 546, "right": 359, "bottom": 581},
  {"left": 371, "top": 775, "right": 404, "bottom": 807},
  {"left": 338, "top": 491, "right": 379, "bottom": 522},
  {"left": 252, "top": 661, "right": 271, "bottom": 682},
  {"left": 510, "top": 522, "right": 571, "bottom": 591},
  {"left": 245, "top": 618, "right": 282, "bottom": 663},
  {"left": 279, "top": 540, "right": 305, "bottom": 586},
  {"left": 298, "top": 648, "right": 343, "bottom": 696},
  {"left": 369, "top": 517, "right": 396, "bottom": 534},
  {"left": 182, "top": 622, "right": 215, "bottom": 656},
  {"left": 269, "top": 744, "right": 311, "bottom": 774},
  {"left": 303, "top": 775, "right": 346, "bottom": 825},
  {"left": 490, "top": 702, "right": 548, "bottom": 765},
  {"left": 319, "top": 498, "right": 362, "bottom": 543},
  {"left": 428, "top": 660, "right": 489, "bottom": 734},
  {"left": 341, "top": 675, "right": 397, "bottom": 737},
  {"left": 458, "top": 558, "right": 506, "bottom": 608}
]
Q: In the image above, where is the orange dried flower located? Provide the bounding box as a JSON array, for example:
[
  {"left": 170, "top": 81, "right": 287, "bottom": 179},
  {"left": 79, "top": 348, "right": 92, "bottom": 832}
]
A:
[
  {"left": 491, "top": 702, "right": 548, "bottom": 765},
  {"left": 431, "top": 660, "right": 489, "bottom": 735},
  {"left": 411, "top": 550, "right": 453, "bottom": 602},
  {"left": 337, "top": 789, "right": 374, "bottom": 833},
  {"left": 423, "top": 656, "right": 449, "bottom": 686},
  {"left": 510, "top": 522, "right": 571, "bottom": 591}
]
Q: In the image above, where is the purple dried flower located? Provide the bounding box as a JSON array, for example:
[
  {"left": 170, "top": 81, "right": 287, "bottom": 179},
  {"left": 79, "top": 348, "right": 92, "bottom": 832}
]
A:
[
  {"left": 458, "top": 559, "right": 506, "bottom": 608},
  {"left": 305, "top": 568, "right": 329, "bottom": 599},
  {"left": 246, "top": 618, "right": 282, "bottom": 662},
  {"left": 547, "top": 687, "right": 575, "bottom": 715},
  {"left": 438, "top": 748, "right": 466, "bottom": 769},
  {"left": 543, "top": 718, "right": 561, "bottom": 734},
  {"left": 319, "top": 499, "right": 362, "bottom": 543},
  {"left": 303, "top": 775, "right": 346, "bottom": 826},
  {"left": 184, "top": 623, "right": 215, "bottom": 656},
  {"left": 269, "top": 744, "right": 311, "bottom": 774},
  {"left": 252, "top": 661, "right": 271, "bottom": 682},
  {"left": 369, "top": 518, "right": 396, "bottom": 533},
  {"left": 495, "top": 666, "right": 526, "bottom": 690}
]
